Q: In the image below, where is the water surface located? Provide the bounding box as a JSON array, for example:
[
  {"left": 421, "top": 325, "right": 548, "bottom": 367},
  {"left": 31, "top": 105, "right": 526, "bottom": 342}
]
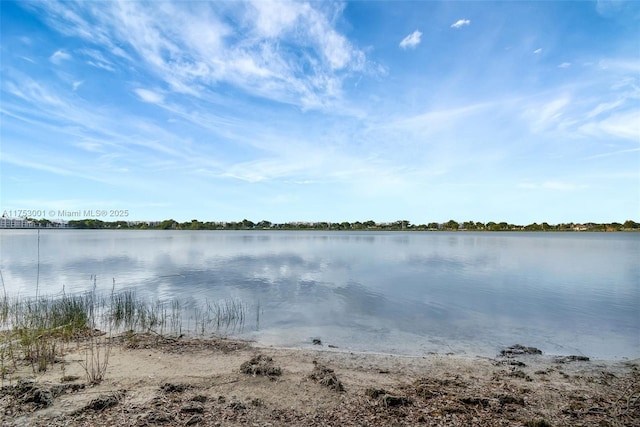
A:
[{"left": 1, "top": 230, "right": 638, "bottom": 359}]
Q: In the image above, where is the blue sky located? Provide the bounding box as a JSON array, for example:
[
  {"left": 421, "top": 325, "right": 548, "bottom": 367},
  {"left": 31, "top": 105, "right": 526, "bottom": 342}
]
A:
[{"left": 1, "top": 0, "right": 638, "bottom": 224}]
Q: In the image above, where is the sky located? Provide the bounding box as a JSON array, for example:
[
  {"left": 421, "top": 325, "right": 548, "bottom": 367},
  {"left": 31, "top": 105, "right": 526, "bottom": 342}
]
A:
[{"left": 1, "top": 0, "right": 639, "bottom": 225}]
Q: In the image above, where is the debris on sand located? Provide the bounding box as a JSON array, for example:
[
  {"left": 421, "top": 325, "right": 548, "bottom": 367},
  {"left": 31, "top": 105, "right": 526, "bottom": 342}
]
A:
[
  {"left": 497, "top": 393, "right": 525, "bottom": 406},
  {"left": 459, "top": 397, "right": 490, "bottom": 407},
  {"left": 1, "top": 335, "right": 637, "bottom": 427},
  {"left": 240, "top": 354, "right": 282, "bottom": 378},
  {"left": 138, "top": 410, "right": 175, "bottom": 424},
  {"left": 554, "top": 355, "right": 590, "bottom": 363},
  {"left": 381, "top": 394, "right": 411, "bottom": 407},
  {"left": 180, "top": 401, "right": 204, "bottom": 414},
  {"left": 524, "top": 419, "right": 553, "bottom": 427},
  {"left": 14, "top": 382, "right": 53, "bottom": 409},
  {"left": 365, "top": 388, "right": 388, "bottom": 399},
  {"left": 81, "top": 390, "right": 125, "bottom": 412},
  {"left": 500, "top": 344, "right": 542, "bottom": 356},
  {"left": 308, "top": 361, "right": 345, "bottom": 392},
  {"left": 160, "top": 382, "right": 191, "bottom": 393},
  {"left": 365, "top": 388, "right": 411, "bottom": 407},
  {"left": 185, "top": 414, "right": 203, "bottom": 425},
  {"left": 0, "top": 380, "right": 85, "bottom": 412}
]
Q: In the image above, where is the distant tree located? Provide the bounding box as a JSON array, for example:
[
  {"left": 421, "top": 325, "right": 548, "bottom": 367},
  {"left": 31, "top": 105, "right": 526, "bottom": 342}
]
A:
[
  {"left": 445, "top": 220, "right": 459, "bottom": 230},
  {"left": 159, "top": 219, "right": 177, "bottom": 230},
  {"left": 257, "top": 220, "right": 272, "bottom": 229},
  {"left": 462, "top": 221, "right": 476, "bottom": 230},
  {"left": 608, "top": 222, "right": 623, "bottom": 231},
  {"left": 35, "top": 218, "right": 52, "bottom": 227},
  {"left": 390, "top": 220, "right": 410, "bottom": 230},
  {"left": 241, "top": 219, "right": 255, "bottom": 229}
]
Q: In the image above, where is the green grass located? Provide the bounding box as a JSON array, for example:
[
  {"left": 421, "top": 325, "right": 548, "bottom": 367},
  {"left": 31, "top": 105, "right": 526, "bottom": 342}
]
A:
[{"left": 0, "top": 284, "right": 248, "bottom": 381}]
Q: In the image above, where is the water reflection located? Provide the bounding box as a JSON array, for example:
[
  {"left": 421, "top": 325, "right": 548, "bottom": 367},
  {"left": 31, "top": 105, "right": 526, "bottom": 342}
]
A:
[{"left": 0, "top": 230, "right": 638, "bottom": 358}]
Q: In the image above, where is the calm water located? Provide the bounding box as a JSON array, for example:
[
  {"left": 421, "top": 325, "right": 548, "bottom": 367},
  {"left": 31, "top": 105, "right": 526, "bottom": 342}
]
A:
[{"left": 1, "top": 230, "right": 638, "bottom": 359}]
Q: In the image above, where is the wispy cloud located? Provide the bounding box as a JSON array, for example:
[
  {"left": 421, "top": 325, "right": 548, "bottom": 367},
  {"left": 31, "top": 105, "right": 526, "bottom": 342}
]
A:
[
  {"left": 79, "top": 48, "right": 117, "bottom": 72},
  {"left": 558, "top": 62, "right": 571, "bottom": 68},
  {"left": 28, "top": 1, "right": 369, "bottom": 111},
  {"left": 524, "top": 96, "right": 571, "bottom": 133},
  {"left": 534, "top": 48, "right": 542, "bottom": 54},
  {"left": 596, "top": 0, "right": 627, "bottom": 17},
  {"left": 597, "top": 59, "right": 640, "bottom": 73},
  {"left": 579, "top": 110, "right": 640, "bottom": 141},
  {"left": 518, "top": 181, "right": 586, "bottom": 191},
  {"left": 1, "top": 152, "right": 74, "bottom": 177},
  {"left": 382, "top": 103, "right": 491, "bottom": 136},
  {"left": 451, "top": 19, "right": 470, "bottom": 29},
  {"left": 4, "top": 76, "right": 64, "bottom": 107},
  {"left": 399, "top": 30, "right": 422, "bottom": 49},
  {"left": 49, "top": 49, "right": 71, "bottom": 64},
  {"left": 134, "top": 88, "right": 164, "bottom": 104},
  {"left": 585, "top": 99, "right": 626, "bottom": 119},
  {"left": 584, "top": 147, "right": 640, "bottom": 160}
]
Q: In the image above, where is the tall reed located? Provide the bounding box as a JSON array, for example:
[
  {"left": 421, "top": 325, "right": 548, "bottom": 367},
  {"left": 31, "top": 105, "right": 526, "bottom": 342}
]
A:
[{"left": 0, "top": 281, "right": 249, "bottom": 382}]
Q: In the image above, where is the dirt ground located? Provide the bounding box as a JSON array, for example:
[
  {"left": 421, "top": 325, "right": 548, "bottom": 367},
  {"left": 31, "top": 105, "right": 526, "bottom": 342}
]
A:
[{"left": 1, "top": 333, "right": 638, "bottom": 426}]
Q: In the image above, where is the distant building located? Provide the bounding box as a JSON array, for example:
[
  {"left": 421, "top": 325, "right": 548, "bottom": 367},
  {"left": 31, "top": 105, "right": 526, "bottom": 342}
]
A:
[
  {"left": 0, "top": 217, "right": 36, "bottom": 228},
  {"left": 0, "top": 217, "right": 70, "bottom": 228}
]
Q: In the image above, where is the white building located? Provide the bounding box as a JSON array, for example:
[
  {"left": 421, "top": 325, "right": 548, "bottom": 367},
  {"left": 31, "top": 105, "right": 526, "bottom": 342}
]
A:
[
  {"left": 0, "top": 217, "right": 69, "bottom": 228},
  {"left": 0, "top": 217, "right": 36, "bottom": 228}
]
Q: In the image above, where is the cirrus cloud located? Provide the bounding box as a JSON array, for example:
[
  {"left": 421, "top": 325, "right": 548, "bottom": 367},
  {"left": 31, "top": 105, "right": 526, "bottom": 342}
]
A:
[
  {"left": 399, "top": 30, "right": 422, "bottom": 49},
  {"left": 451, "top": 19, "right": 470, "bottom": 29},
  {"left": 134, "top": 88, "right": 164, "bottom": 104},
  {"left": 50, "top": 49, "right": 71, "bottom": 64}
]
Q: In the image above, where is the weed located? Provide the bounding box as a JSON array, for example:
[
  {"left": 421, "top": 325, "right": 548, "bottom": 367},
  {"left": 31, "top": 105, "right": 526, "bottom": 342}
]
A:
[
  {"left": 79, "top": 335, "right": 110, "bottom": 385},
  {"left": 0, "top": 280, "right": 248, "bottom": 382}
]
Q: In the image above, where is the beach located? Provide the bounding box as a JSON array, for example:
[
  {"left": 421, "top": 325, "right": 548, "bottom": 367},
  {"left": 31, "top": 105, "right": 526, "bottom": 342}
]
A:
[{"left": 1, "top": 333, "right": 638, "bottom": 426}]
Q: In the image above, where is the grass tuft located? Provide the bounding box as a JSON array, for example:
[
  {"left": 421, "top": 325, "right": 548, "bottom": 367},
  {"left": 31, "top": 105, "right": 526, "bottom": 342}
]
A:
[{"left": 0, "top": 281, "right": 247, "bottom": 383}]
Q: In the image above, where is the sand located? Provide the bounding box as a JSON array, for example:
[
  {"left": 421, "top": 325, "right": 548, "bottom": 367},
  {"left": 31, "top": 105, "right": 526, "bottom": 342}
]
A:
[{"left": 1, "top": 333, "right": 638, "bottom": 426}]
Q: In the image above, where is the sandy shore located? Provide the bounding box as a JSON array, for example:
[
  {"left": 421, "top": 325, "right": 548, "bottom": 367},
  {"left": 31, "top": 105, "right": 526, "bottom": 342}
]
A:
[{"left": 1, "top": 333, "right": 638, "bottom": 426}]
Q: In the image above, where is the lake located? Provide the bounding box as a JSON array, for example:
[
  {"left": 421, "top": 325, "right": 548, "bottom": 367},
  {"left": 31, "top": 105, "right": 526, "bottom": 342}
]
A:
[{"left": 0, "top": 230, "right": 638, "bottom": 359}]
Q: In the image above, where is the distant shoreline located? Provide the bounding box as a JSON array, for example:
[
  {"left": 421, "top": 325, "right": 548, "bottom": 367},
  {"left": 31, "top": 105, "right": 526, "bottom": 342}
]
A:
[{"left": 1, "top": 217, "right": 638, "bottom": 232}]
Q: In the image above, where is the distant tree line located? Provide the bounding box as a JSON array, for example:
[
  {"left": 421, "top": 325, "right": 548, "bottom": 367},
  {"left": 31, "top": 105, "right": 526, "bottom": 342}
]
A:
[{"left": 64, "top": 218, "right": 639, "bottom": 231}]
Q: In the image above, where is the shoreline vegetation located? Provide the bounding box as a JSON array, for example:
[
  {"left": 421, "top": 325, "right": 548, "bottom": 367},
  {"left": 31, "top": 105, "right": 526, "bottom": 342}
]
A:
[
  {"left": 12, "top": 218, "right": 640, "bottom": 231},
  {"left": 0, "top": 287, "right": 249, "bottom": 374},
  {"left": 1, "top": 290, "right": 639, "bottom": 426}
]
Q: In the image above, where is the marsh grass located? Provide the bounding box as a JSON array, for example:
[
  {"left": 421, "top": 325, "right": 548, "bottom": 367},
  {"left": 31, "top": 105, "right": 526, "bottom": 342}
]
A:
[
  {"left": 0, "top": 281, "right": 248, "bottom": 384},
  {"left": 192, "top": 297, "right": 246, "bottom": 336}
]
